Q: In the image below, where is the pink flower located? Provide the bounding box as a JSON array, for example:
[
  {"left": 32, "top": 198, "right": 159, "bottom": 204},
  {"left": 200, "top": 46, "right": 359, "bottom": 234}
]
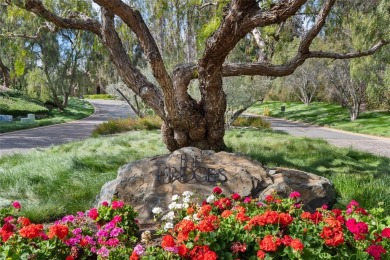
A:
[
  {"left": 347, "top": 200, "right": 359, "bottom": 209},
  {"left": 212, "top": 186, "right": 222, "bottom": 194},
  {"left": 111, "top": 201, "right": 124, "bottom": 209},
  {"left": 231, "top": 193, "right": 241, "bottom": 201},
  {"left": 3, "top": 216, "right": 14, "bottom": 223},
  {"left": 97, "top": 246, "right": 110, "bottom": 258},
  {"left": 112, "top": 215, "right": 122, "bottom": 223},
  {"left": 134, "top": 244, "right": 145, "bottom": 255},
  {"left": 366, "top": 244, "right": 386, "bottom": 260},
  {"left": 243, "top": 197, "right": 252, "bottom": 203},
  {"left": 102, "top": 201, "right": 109, "bottom": 207},
  {"left": 322, "top": 205, "right": 328, "bottom": 210},
  {"left": 12, "top": 201, "right": 21, "bottom": 209},
  {"left": 289, "top": 191, "right": 301, "bottom": 199}
]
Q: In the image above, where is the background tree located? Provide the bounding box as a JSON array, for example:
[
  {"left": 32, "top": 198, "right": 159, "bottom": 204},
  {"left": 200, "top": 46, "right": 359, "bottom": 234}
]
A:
[{"left": 5, "top": 0, "right": 389, "bottom": 151}]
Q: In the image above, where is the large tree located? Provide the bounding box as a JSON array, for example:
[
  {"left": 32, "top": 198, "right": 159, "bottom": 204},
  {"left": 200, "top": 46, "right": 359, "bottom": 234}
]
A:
[{"left": 6, "top": 0, "right": 389, "bottom": 151}]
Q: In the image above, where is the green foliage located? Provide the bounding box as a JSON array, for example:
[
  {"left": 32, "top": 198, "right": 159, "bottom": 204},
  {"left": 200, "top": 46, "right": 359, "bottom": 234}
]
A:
[
  {"left": 0, "top": 94, "right": 48, "bottom": 117},
  {"left": 231, "top": 117, "right": 271, "bottom": 128},
  {"left": 92, "top": 116, "right": 162, "bottom": 136},
  {"left": 83, "top": 94, "right": 115, "bottom": 100}
]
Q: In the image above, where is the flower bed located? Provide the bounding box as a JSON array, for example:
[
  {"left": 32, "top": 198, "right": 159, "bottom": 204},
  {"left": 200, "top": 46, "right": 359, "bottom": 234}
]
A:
[{"left": 1, "top": 188, "right": 389, "bottom": 259}]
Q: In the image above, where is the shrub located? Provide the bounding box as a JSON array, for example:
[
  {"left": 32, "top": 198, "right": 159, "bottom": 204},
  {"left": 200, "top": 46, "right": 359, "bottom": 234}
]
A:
[
  {"left": 262, "top": 106, "right": 271, "bottom": 116},
  {"left": 232, "top": 116, "right": 271, "bottom": 128},
  {"left": 144, "top": 189, "right": 390, "bottom": 259},
  {"left": 0, "top": 200, "right": 138, "bottom": 259},
  {"left": 92, "top": 116, "right": 162, "bottom": 136}
]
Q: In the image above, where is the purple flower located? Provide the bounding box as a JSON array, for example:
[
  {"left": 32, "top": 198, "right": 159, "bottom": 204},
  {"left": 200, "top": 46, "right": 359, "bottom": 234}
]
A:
[
  {"left": 289, "top": 191, "right": 301, "bottom": 199},
  {"left": 85, "top": 235, "right": 96, "bottom": 245},
  {"left": 104, "top": 222, "right": 115, "bottom": 231},
  {"left": 61, "top": 215, "right": 75, "bottom": 223},
  {"left": 77, "top": 212, "right": 85, "bottom": 218},
  {"left": 72, "top": 228, "right": 82, "bottom": 235},
  {"left": 134, "top": 244, "right": 145, "bottom": 255},
  {"left": 106, "top": 238, "right": 120, "bottom": 247},
  {"left": 110, "top": 227, "right": 124, "bottom": 237},
  {"left": 97, "top": 246, "right": 110, "bottom": 257},
  {"left": 164, "top": 246, "right": 179, "bottom": 253},
  {"left": 66, "top": 237, "right": 80, "bottom": 247},
  {"left": 96, "top": 229, "right": 109, "bottom": 238}
]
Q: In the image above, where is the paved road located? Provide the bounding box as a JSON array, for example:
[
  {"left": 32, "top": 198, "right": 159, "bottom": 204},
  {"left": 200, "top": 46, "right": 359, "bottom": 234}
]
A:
[
  {"left": 0, "top": 100, "right": 135, "bottom": 156},
  {"left": 264, "top": 117, "right": 390, "bottom": 158}
]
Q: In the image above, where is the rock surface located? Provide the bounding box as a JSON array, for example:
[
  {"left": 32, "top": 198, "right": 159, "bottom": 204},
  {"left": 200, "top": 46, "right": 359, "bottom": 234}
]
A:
[{"left": 96, "top": 147, "right": 335, "bottom": 223}]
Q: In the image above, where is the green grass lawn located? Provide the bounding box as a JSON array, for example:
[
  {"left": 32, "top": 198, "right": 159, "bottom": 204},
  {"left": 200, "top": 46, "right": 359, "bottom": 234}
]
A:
[
  {"left": 0, "top": 98, "right": 94, "bottom": 133},
  {"left": 248, "top": 101, "right": 390, "bottom": 137},
  {"left": 0, "top": 129, "right": 389, "bottom": 223}
]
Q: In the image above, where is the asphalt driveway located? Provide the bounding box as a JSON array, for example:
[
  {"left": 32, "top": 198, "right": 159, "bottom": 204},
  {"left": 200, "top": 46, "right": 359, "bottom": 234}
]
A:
[{"left": 0, "top": 100, "right": 135, "bottom": 156}]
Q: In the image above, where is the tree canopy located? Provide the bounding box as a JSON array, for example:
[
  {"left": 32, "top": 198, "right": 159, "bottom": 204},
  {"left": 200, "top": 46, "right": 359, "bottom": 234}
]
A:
[{"left": 2, "top": 0, "right": 389, "bottom": 151}]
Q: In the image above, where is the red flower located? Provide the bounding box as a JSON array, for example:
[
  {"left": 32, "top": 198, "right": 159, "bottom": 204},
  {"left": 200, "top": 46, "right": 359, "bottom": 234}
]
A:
[
  {"left": 259, "top": 235, "right": 280, "bottom": 252},
  {"left": 187, "top": 207, "right": 195, "bottom": 215},
  {"left": 19, "top": 224, "right": 44, "bottom": 239},
  {"left": 66, "top": 256, "right": 74, "bottom": 260},
  {"left": 129, "top": 251, "right": 139, "bottom": 260},
  {"left": 310, "top": 211, "right": 323, "bottom": 224},
  {"left": 161, "top": 235, "right": 176, "bottom": 248},
  {"left": 257, "top": 250, "right": 266, "bottom": 259},
  {"left": 236, "top": 212, "right": 250, "bottom": 222},
  {"left": 300, "top": 212, "right": 311, "bottom": 220},
  {"left": 214, "top": 197, "right": 232, "bottom": 210},
  {"left": 265, "top": 195, "right": 274, "bottom": 202},
  {"left": 279, "top": 213, "right": 293, "bottom": 226},
  {"left": 12, "top": 201, "right": 21, "bottom": 209},
  {"left": 17, "top": 217, "right": 31, "bottom": 227},
  {"left": 381, "top": 227, "right": 390, "bottom": 238},
  {"left": 79, "top": 238, "right": 89, "bottom": 247},
  {"left": 189, "top": 245, "right": 217, "bottom": 260},
  {"left": 177, "top": 244, "right": 189, "bottom": 256},
  {"left": 175, "top": 219, "right": 196, "bottom": 242},
  {"left": 366, "top": 244, "right": 387, "bottom": 260},
  {"left": 281, "top": 235, "right": 292, "bottom": 246},
  {"left": 48, "top": 224, "right": 69, "bottom": 240},
  {"left": 88, "top": 208, "right": 99, "bottom": 220},
  {"left": 212, "top": 186, "right": 222, "bottom": 194},
  {"left": 221, "top": 210, "right": 233, "bottom": 218},
  {"left": 197, "top": 215, "right": 219, "bottom": 232},
  {"left": 197, "top": 204, "right": 212, "bottom": 218},
  {"left": 290, "top": 239, "right": 304, "bottom": 251},
  {"left": 231, "top": 193, "right": 241, "bottom": 201}
]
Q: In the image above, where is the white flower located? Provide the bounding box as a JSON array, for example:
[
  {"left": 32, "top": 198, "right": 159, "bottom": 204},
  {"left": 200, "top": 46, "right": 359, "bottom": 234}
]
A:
[
  {"left": 206, "top": 194, "right": 215, "bottom": 203},
  {"left": 168, "top": 202, "right": 177, "bottom": 210},
  {"left": 152, "top": 207, "right": 163, "bottom": 215},
  {"left": 182, "top": 203, "right": 189, "bottom": 209},
  {"left": 162, "top": 211, "right": 175, "bottom": 221},
  {"left": 182, "top": 191, "right": 193, "bottom": 197},
  {"left": 171, "top": 194, "right": 180, "bottom": 201},
  {"left": 164, "top": 222, "right": 174, "bottom": 230},
  {"left": 174, "top": 203, "right": 183, "bottom": 209},
  {"left": 183, "top": 197, "right": 191, "bottom": 203},
  {"left": 183, "top": 216, "right": 191, "bottom": 220}
]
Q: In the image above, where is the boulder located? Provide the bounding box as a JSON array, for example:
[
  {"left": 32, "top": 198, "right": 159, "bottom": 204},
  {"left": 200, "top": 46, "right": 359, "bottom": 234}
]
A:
[{"left": 96, "top": 147, "right": 335, "bottom": 223}]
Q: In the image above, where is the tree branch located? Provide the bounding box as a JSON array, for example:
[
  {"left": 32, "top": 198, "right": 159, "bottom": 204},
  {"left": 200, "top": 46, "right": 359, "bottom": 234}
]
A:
[
  {"left": 222, "top": 40, "right": 389, "bottom": 77},
  {"left": 100, "top": 8, "right": 165, "bottom": 118},
  {"left": 93, "top": 0, "right": 176, "bottom": 119},
  {"left": 298, "top": 0, "right": 336, "bottom": 54},
  {"left": 21, "top": 0, "right": 101, "bottom": 36}
]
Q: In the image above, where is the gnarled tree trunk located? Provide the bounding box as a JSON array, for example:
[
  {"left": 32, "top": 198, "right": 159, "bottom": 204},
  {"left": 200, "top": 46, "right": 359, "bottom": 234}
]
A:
[{"left": 14, "top": 0, "right": 389, "bottom": 151}]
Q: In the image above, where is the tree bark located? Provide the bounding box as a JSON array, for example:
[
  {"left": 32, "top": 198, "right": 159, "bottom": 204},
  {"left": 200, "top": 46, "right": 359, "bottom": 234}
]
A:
[{"left": 0, "top": 57, "right": 10, "bottom": 88}]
